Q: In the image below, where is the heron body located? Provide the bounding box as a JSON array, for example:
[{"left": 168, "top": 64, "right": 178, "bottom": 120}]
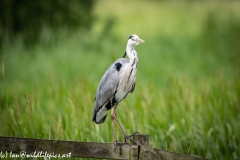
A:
[
  {"left": 93, "top": 54, "right": 138, "bottom": 124},
  {"left": 92, "top": 34, "right": 144, "bottom": 143}
]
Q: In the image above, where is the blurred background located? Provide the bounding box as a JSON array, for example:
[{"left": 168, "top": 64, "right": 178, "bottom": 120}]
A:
[{"left": 0, "top": 0, "right": 240, "bottom": 159}]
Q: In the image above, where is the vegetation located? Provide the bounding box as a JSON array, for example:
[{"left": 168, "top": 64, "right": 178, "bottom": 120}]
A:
[
  {"left": 0, "top": 1, "right": 240, "bottom": 159},
  {"left": 0, "top": 0, "right": 95, "bottom": 46}
]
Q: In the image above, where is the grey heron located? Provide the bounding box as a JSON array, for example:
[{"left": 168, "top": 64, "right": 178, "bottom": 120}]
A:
[{"left": 92, "top": 34, "right": 145, "bottom": 144}]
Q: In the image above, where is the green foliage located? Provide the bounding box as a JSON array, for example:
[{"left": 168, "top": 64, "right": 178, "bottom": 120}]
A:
[
  {"left": 0, "top": 1, "right": 240, "bottom": 160},
  {"left": 201, "top": 12, "right": 240, "bottom": 64},
  {"left": 0, "top": 0, "right": 95, "bottom": 47}
]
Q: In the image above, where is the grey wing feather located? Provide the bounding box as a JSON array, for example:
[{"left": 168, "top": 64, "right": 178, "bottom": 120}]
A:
[{"left": 92, "top": 58, "right": 129, "bottom": 118}]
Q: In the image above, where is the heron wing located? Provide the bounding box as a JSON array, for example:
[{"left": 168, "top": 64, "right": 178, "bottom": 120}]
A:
[{"left": 92, "top": 58, "right": 129, "bottom": 121}]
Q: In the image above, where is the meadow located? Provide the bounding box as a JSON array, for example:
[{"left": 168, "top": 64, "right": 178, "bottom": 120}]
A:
[{"left": 0, "top": 1, "right": 240, "bottom": 159}]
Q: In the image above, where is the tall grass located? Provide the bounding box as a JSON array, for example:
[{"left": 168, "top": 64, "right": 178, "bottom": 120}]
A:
[{"left": 0, "top": 1, "right": 240, "bottom": 159}]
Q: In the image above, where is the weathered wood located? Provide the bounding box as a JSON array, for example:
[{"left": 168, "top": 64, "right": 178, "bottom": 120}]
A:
[
  {"left": 0, "top": 136, "right": 129, "bottom": 159},
  {"left": 130, "top": 145, "right": 139, "bottom": 160},
  {"left": 133, "top": 134, "right": 149, "bottom": 146},
  {"left": 148, "top": 148, "right": 206, "bottom": 160},
  {"left": 0, "top": 135, "right": 207, "bottom": 160}
]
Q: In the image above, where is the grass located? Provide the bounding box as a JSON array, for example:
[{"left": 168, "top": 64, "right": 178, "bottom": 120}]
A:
[{"left": 1, "top": 1, "right": 240, "bottom": 159}]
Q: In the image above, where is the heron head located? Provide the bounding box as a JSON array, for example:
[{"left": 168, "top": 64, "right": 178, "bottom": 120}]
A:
[{"left": 127, "top": 34, "right": 145, "bottom": 47}]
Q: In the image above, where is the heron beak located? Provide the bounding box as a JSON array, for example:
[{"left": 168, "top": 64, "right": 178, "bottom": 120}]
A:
[{"left": 137, "top": 39, "right": 145, "bottom": 43}]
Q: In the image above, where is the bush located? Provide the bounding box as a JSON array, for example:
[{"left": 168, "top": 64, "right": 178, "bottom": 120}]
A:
[{"left": 0, "top": 0, "right": 95, "bottom": 47}]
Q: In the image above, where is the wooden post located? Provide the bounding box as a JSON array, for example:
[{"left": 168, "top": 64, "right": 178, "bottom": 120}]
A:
[
  {"left": 0, "top": 136, "right": 129, "bottom": 159},
  {"left": 132, "top": 134, "right": 151, "bottom": 160},
  {"left": 130, "top": 145, "right": 139, "bottom": 160},
  {"left": 133, "top": 134, "right": 149, "bottom": 146},
  {"left": 0, "top": 135, "right": 207, "bottom": 160}
]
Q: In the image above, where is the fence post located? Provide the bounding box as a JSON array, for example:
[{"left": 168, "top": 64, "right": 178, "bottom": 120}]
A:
[
  {"left": 133, "top": 134, "right": 149, "bottom": 146},
  {"left": 0, "top": 136, "right": 206, "bottom": 160},
  {"left": 130, "top": 145, "right": 139, "bottom": 160},
  {"left": 131, "top": 134, "right": 151, "bottom": 160}
]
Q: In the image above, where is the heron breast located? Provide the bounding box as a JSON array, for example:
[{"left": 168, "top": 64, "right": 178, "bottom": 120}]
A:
[{"left": 114, "top": 88, "right": 128, "bottom": 102}]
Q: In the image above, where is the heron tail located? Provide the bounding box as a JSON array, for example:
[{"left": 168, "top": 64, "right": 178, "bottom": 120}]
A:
[{"left": 92, "top": 109, "right": 108, "bottom": 124}]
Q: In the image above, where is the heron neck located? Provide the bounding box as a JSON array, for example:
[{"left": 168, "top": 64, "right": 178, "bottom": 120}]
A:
[{"left": 126, "top": 45, "right": 138, "bottom": 65}]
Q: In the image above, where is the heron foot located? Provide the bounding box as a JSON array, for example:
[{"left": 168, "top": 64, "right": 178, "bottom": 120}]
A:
[{"left": 124, "top": 132, "right": 140, "bottom": 144}]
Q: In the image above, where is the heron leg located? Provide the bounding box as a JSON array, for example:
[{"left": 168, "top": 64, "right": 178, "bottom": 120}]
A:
[
  {"left": 111, "top": 109, "right": 118, "bottom": 147},
  {"left": 112, "top": 105, "right": 137, "bottom": 144},
  {"left": 111, "top": 105, "right": 128, "bottom": 141},
  {"left": 111, "top": 105, "right": 124, "bottom": 155},
  {"left": 112, "top": 105, "right": 140, "bottom": 144}
]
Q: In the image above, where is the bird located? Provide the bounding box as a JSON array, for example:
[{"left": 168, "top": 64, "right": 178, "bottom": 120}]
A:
[{"left": 92, "top": 34, "right": 145, "bottom": 144}]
